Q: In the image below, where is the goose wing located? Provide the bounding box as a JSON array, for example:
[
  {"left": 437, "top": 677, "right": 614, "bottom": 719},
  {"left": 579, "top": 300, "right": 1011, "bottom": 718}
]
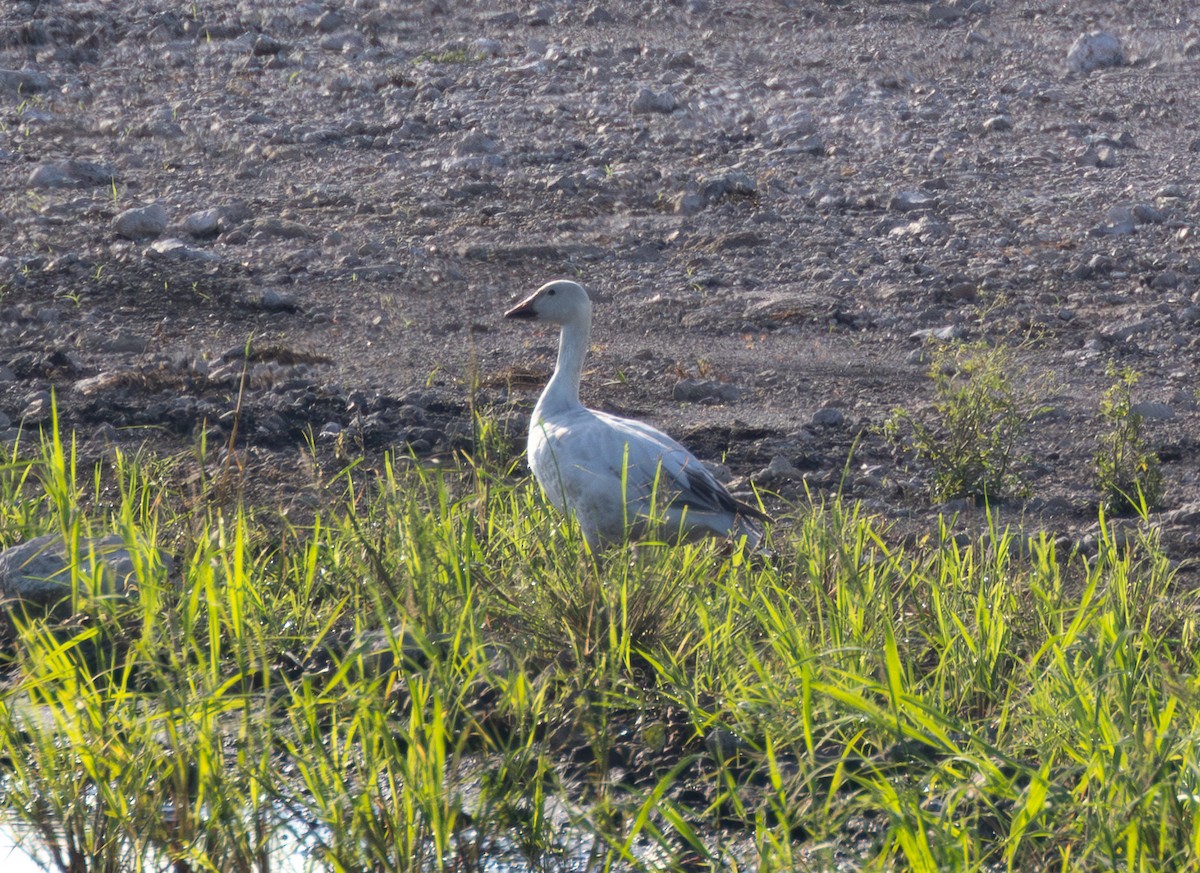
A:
[{"left": 592, "top": 410, "right": 769, "bottom": 522}]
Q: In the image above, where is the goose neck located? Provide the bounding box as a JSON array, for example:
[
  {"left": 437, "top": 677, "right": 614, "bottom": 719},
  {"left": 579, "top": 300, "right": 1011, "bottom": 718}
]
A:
[{"left": 539, "top": 318, "right": 589, "bottom": 413}]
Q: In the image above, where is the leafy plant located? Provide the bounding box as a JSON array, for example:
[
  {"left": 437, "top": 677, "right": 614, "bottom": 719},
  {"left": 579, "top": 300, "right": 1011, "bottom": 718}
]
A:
[
  {"left": 885, "top": 342, "right": 1047, "bottom": 503},
  {"left": 413, "top": 48, "right": 476, "bottom": 65},
  {"left": 1093, "top": 365, "right": 1164, "bottom": 513}
]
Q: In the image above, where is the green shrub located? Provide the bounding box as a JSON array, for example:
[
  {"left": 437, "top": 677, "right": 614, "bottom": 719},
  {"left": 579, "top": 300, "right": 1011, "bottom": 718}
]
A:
[
  {"left": 886, "top": 342, "right": 1047, "bottom": 503},
  {"left": 1093, "top": 365, "right": 1164, "bottom": 513}
]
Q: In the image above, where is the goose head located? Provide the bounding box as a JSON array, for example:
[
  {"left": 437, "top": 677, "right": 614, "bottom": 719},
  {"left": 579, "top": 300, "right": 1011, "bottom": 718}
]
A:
[{"left": 505, "top": 279, "right": 592, "bottom": 326}]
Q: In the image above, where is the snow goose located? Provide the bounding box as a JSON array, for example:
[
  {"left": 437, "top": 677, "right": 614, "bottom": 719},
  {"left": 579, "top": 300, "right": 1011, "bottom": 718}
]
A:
[{"left": 505, "top": 279, "right": 769, "bottom": 550}]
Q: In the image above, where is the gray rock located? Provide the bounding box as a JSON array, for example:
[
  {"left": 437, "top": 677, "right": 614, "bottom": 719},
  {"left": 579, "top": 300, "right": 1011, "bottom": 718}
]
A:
[
  {"left": 584, "top": 5, "right": 615, "bottom": 24},
  {"left": 183, "top": 208, "right": 221, "bottom": 237},
  {"left": 75, "top": 371, "right": 128, "bottom": 395},
  {"left": 314, "top": 10, "right": 346, "bottom": 33},
  {"left": 928, "top": 3, "right": 962, "bottom": 22},
  {"left": 1069, "top": 254, "right": 1115, "bottom": 280},
  {"left": 1066, "top": 31, "right": 1123, "bottom": 73},
  {"left": 0, "top": 534, "right": 159, "bottom": 605},
  {"left": 453, "top": 130, "right": 497, "bottom": 156},
  {"left": 672, "top": 378, "right": 742, "bottom": 404},
  {"left": 246, "top": 289, "right": 300, "bottom": 312},
  {"left": 250, "top": 217, "right": 318, "bottom": 240},
  {"left": 473, "top": 38, "right": 503, "bottom": 58},
  {"left": 0, "top": 532, "right": 172, "bottom": 606},
  {"left": 320, "top": 31, "right": 364, "bottom": 53},
  {"left": 631, "top": 87, "right": 678, "bottom": 114},
  {"left": 546, "top": 173, "right": 582, "bottom": 193},
  {"left": 754, "top": 454, "right": 803, "bottom": 486},
  {"left": 910, "top": 325, "right": 965, "bottom": 341},
  {"left": 811, "top": 406, "right": 845, "bottom": 427},
  {"left": 889, "top": 191, "right": 938, "bottom": 212},
  {"left": 1076, "top": 146, "right": 1119, "bottom": 169},
  {"left": 101, "top": 333, "right": 150, "bottom": 354},
  {"left": 705, "top": 726, "right": 750, "bottom": 759},
  {"left": 889, "top": 215, "right": 950, "bottom": 240},
  {"left": 671, "top": 191, "right": 706, "bottom": 215},
  {"left": 702, "top": 171, "right": 756, "bottom": 202},
  {"left": 0, "top": 68, "right": 52, "bottom": 96},
  {"left": 1130, "top": 401, "right": 1173, "bottom": 421},
  {"left": 1103, "top": 319, "right": 1153, "bottom": 342},
  {"left": 667, "top": 50, "right": 696, "bottom": 70},
  {"left": 114, "top": 202, "right": 168, "bottom": 240},
  {"left": 22, "top": 392, "right": 52, "bottom": 422},
  {"left": 147, "top": 238, "right": 222, "bottom": 263},
  {"left": 249, "top": 34, "right": 284, "bottom": 56},
  {"left": 1092, "top": 207, "right": 1136, "bottom": 236},
  {"left": 1162, "top": 502, "right": 1200, "bottom": 525},
  {"left": 215, "top": 201, "right": 253, "bottom": 232},
  {"left": 982, "top": 114, "right": 1012, "bottom": 133},
  {"left": 1132, "top": 203, "right": 1165, "bottom": 224},
  {"left": 131, "top": 115, "right": 184, "bottom": 139},
  {"left": 28, "top": 159, "right": 117, "bottom": 189},
  {"left": 526, "top": 4, "right": 555, "bottom": 25},
  {"left": 1151, "top": 270, "right": 1180, "bottom": 291}
]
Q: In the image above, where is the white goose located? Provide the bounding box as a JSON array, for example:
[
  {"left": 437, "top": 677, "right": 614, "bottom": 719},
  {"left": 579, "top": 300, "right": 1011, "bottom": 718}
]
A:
[{"left": 505, "top": 279, "right": 769, "bottom": 550}]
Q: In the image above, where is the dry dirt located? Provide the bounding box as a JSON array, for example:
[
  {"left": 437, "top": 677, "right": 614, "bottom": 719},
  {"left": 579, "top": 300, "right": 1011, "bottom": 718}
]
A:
[{"left": 1, "top": 0, "right": 1199, "bottom": 570}]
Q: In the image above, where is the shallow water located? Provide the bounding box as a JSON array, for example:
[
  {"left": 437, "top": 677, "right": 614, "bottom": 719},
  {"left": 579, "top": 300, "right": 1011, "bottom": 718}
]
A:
[
  {"left": 0, "top": 816, "right": 601, "bottom": 873},
  {"left": 0, "top": 818, "right": 315, "bottom": 873},
  {"left": 0, "top": 825, "right": 46, "bottom": 873}
]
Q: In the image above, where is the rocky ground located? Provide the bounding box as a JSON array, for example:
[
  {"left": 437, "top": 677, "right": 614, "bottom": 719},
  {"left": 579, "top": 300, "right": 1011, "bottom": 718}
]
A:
[{"left": 1, "top": 0, "right": 1199, "bottom": 574}]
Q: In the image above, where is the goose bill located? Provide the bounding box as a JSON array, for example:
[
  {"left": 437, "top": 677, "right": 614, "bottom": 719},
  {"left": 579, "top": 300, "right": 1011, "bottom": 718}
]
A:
[{"left": 504, "top": 297, "right": 538, "bottom": 319}]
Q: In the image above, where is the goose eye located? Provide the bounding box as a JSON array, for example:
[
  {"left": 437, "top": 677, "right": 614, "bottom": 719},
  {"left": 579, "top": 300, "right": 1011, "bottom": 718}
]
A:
[{"left": 547, "top": 288, "right": 556, "bottom": 296}]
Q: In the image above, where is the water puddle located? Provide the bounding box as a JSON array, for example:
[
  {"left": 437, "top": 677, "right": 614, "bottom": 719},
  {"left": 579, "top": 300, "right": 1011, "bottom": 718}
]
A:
[
  {"left": 0, "top": 815, "right": 314, "bottom": 873},
  {"left": 0, "top": 814, "right": 608, "bottom": 872},
  {"left": 0, "top": 830, "right": 43, "bottom": 873}
]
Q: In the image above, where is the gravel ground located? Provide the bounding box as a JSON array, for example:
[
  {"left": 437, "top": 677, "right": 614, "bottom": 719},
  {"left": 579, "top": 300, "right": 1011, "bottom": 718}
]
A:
[{"left": 1, "top": 0, "right": 1199, "bottom": 572}]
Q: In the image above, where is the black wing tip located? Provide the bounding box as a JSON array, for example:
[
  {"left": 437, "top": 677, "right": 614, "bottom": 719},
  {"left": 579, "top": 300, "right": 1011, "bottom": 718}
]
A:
[
  {"left": 735, "top": 499, "right": 773, "bottom": 525},
  {"left": 678, "top": 463, "right": 772, "bottom": 525}
]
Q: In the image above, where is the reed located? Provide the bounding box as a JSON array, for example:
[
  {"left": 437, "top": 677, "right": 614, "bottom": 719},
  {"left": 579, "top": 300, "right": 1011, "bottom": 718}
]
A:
[{"left": 0, "top": 418, "right": 1196, "bottom": 871}]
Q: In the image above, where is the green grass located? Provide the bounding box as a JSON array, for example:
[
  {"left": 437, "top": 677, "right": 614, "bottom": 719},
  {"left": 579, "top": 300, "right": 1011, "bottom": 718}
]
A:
[{"left": 0, "top": 421, "right": 1197, "bottom": 872}]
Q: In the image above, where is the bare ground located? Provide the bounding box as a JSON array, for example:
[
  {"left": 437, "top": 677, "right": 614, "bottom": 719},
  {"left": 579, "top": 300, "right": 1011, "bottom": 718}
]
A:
[{"left": 1, "top": 0, "right": 1199, "bottom": 574}]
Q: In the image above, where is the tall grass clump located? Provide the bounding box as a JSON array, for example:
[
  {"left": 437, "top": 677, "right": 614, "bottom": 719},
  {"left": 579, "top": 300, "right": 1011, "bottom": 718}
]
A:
[{"left": 0, "top": 413, "right": 1198, "bottom": 871}]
